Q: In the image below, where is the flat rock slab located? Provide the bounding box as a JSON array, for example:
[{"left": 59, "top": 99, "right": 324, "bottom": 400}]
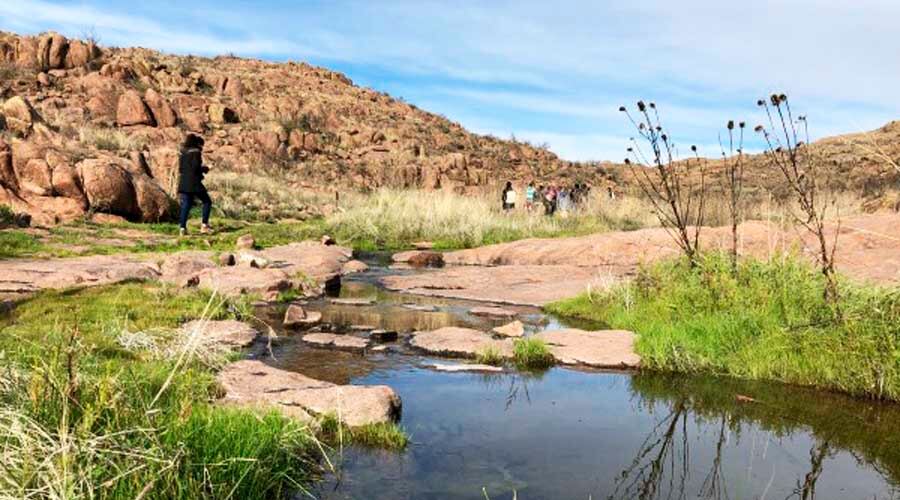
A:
[
  {"left": 217, "top": 360, "right": 401, "bottom": 426},
  {"left": 180, "top": 319, "right": 259, "bottom": 348},
  {"left": 392, "top": 250, "right": 444, "bottom": 267},
  {"left": 535, "top": 329, "right": 640, "bottom": 368},
  {"left": 410, "top": 327, "right": 513, "bottom": 359},
  {"left": 428, "top": 362, "right": 503, "bottom": 373},
  {"left": 470, "top": 306, "right": 517, "bottom": 318},
  {"left": 492, "top": 320, "right": 525, "bottom": 337},
  {"left": 342, "top": 260, "right": 369, "bottom": 274},
  {"left": 303, "top": 333, "right": 370, "bottom": 351},
  {"left": 382, "top": 265, "right": 604, "bottom": 306},
  {"left": 196, "top": 266, "right": 292, "bottom": 300},
  {"left": 0, "top": 254, "right": 160, "bottom": 299},
  {"left": 330, "top": 298, "right": 376, "bottom": 306},
  {"left": 261, "top": 242, "right": 351, "bottom": 282},
  {"left": 160, "top": 252, "right": 216, "bottom": 287}
]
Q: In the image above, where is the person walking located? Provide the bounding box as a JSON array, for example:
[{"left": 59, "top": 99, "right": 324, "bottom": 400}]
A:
[
  {"left": 177, "top": 133, "right": 212, "bottom": 236},
  {"left": 501, "top": 181, "right": 517, "bottom": 212},
  {"left": 525, "top": 182, "right": 536, "bottom": 212}
]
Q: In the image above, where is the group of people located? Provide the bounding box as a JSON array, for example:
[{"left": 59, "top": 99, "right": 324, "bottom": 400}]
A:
[{"left": 502, "top": 181, "right": 594, "bottom": 216}]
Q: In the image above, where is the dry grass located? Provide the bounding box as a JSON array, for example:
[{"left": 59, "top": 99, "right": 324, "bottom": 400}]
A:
[
  {"left": 78, "top": 127, "right": 147, "bottom": 153},
  {"left": 205, "top": 170, "right": 333, "bottom": 222}
]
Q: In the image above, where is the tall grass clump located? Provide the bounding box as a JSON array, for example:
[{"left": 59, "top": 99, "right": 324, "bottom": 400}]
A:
[
  {"left": 476, "top": 346, "right": 505, "bottom": 366},
  {"left": 547, "top": 253, "right": 900, "bottom": 401},
  {"left": 512, "top": 338, "right": 555, "bottom": 370},
  {"left": 0, "top": 283, "right": 324, "bottom": 498},
  {"left": 325, "top": 189, "right": 616, "bottom": 250}
]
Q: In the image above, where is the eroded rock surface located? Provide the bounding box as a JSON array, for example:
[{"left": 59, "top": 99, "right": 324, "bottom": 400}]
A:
[
  {"left": 303, "top": 333, "right": 370, "bottom": 351},
  {"left": 410, "top": 327, "right": 513, "bottom": 358},
  {"left": 0, "top": 254, "right": 159, "bottom": 298},
  {"left": 382, "top": 265, "right": 602, "bottom": 306},
  {"left": 534, "top": 329, "right": 640, "bottom": 368},
  {"left": 492, "top": 320, "right": 525, "bottom": 337},
  {"left": 217, "top": 360, "right": 401, "bottom": 426}
]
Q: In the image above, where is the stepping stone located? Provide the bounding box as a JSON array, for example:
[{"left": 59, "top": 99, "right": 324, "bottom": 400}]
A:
[
  {"left": 217, "top": 360, "right": 400, "bottom": 426},
  {"left": 342, "top": 260, "right": 369, "bottom": 274},
  {"left": 402, "top": 303, "right": 437, "bottom": 312},
  {"left": 410, "top": 327, "right": 513, "bottom": 359},
  {"left": 349, "top": 324, "right": 377, "bottom": 331},
  {"left": 469, "top": 306, "right": 516, "bottom": 318},
  {"left": 303, "top": 333, "right": 370, "bottom": 351},
  {"left": 283, "top": 304, "right": 322, "bottom": 328},
  {"left": 371, "top": 345, "right": 390, "bottom": 353},
  {"left": 392, "top": 250, "right": 444, "bottom": 267},
  {"left": 330, "top": 298, "right": 376, "bottom": 306},
  {"left": 492, "top": 320, "right": 525, "bottom": 337},
  {"left": 428, "top": 362, "right": 503, "bottom": 373},
  {"left": 370, "top": 329, "right": 398, "bottom": 342},
  {"left": 534, "top": 329, "right": 640, "bottom": 368}
]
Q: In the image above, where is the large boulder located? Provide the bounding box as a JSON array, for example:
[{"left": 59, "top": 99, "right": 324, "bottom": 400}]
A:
[
  {"left": 116, "top": 90, "right": 155, "bottom": 127},
  {"left": 65, "top": 39, "right": 100, "bottom": 68},
  {"left": 46, "top": 152, "right": 86, "bottom": 203},
  {"left": 131, "top": 173, "right": 172, "bottom": 222},
  {"left": 77, "top": 159, "right": 138, "bottom": 218},
  {"left": 18, "top": 159, "right": 52, "bottom": 196},
  {"left": 37, "top": 32, "right": 68, "bottom": 71},
  {"left": 143, "top": 88, "right": 177, "bottom": 127},
  {"left": 2, "top": 96, "right": 40, "bottom": 137},
  {"left": 224, "top": 77, "right": 244, "bottom": 100}
]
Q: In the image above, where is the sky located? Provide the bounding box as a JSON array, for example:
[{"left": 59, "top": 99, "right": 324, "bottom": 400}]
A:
[{"left": 2, "top": 0, "right": 898, "bottom": 161}]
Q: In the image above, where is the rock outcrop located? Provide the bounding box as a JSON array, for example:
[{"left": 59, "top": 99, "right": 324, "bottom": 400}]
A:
[{"left": 217, "top": 360, "right": 401, "bottom": 426}]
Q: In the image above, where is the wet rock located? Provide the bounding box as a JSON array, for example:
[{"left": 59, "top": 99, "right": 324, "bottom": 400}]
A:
[
  {"left": 371, "top": 345, "right": 389, "bottom": 353},
  {"left": 470, "top": 306, "right": 516, "bottom": 319},
  {"left": 235, "top": 234, "right": 255, "bottom": 250},
  {"left": 320, "top": 234, "right": 336, "bottom": 246},
  {"left": 330, "top": 298, "right": 375, "bottom": 306},
  {"left": 180, "top": 319, "right": 259, "bottom": 348},
  {"left": 410, "top": 327, "right": 513, "bottom": 359},
  {"left": 492, "top": 320, "right": 525, "bottom": 338},
  {"left": 342, "top": 259, "right": 368, "bottom": 274},
  {"left": 393, "top": 250, "right": 444, "bottom": 268},
  {"left": 428, "top": 362, "right": 503, "bottom": 373},
  {"left": 534, "top": 329, "right": 640, "bottom": 368},
  {"left": 283, "top": 303, "right": 322, "bottom": 328},
  {"left": 303, "top": 333, "right": 370, "bottom": 351},
  {"left": 218, "top": 253, "right": 236, "bottom": 266},
  {"left": 217, "top": 360, "right": 401, "bottom": 426},
  {"left": 369, "top": 329, "right": 398, "bottom": 342}
]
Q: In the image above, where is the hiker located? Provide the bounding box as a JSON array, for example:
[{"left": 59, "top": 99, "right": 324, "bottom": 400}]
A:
[
  {"left": 502, "top": 181, "right": 516, "bottom": 212},
  {"left": 525, "top": 182, "right": 536, "bottom": 212},
  {"left": 177, "top": 133, "right": 212, "bottom": 236},
  {"left": 544, "top": 185, "right": 558, "bottom": 216},
  {"left": 558, "top": 186, "right": 572, "bottom": 214}
]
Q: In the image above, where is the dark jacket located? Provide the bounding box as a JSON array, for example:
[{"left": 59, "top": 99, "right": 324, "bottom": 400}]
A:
[{"left": 177, "top": 147, "right": 206, "bottom": 194}]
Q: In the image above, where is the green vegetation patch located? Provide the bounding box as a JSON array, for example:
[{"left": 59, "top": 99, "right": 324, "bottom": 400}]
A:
[
  {"left": 547, "top": 253, "right": 900, "bottom": 401},
  {"left": 319, "top": 414, "right": 409, "bottom": 450},
  {"left": 512, "top": 337, "right": 555, "bottom": 370}
]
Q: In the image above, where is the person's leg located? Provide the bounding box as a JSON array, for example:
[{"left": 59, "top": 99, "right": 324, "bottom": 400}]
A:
[
  {"left": 178, "top": 193, "right": 193, "bottom": 230},
  {"left": 198, "top": 190, "right": 212, "bottom": 226}
]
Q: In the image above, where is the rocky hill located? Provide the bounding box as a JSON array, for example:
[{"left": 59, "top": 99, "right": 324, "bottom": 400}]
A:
[
  {"left": 0, "top": 30, "right": 605, "bottom": 225},
  {"left": 0, "top": 30, "right": 897, "bottom": 226}
]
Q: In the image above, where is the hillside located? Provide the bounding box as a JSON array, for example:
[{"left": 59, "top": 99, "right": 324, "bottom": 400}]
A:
[
  {"left": 0, "top": 30, "right": 897, "bottom": 226},
  {"left": 0, "top": 30, "right": 604, "bottom": 225}
]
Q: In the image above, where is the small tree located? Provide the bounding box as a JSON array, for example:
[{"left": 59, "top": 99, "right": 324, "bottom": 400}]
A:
[
  {"left": 754, "top": 94, "right": 840, "bottom": 303},
  {"left": 719, "top": 120, "right": 746, "bottom": 274},
  {"left": 620, "top": 101, "right": 707, "bottom": 267}
]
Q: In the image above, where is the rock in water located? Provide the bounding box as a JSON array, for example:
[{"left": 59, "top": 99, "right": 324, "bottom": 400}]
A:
[
  {"left": 217, "top": 360, "right": 401, "bottom": 426},
  {"left": 469, "top": 306, "right": 516, "bottom": 319},
  {"left": 428, "top": 362, "right": 503, "bottom": 373},
  {"left": 370, "top": 329, "right": 398, "bottom": 342},
  {"left": 303, "top": 333, "right": 370, "bottom": 351},
  {"left": 492, "top": 320, "right": 525, "bottom": 337},
  {"left": 342, "top": 260, "right": 369, "bottom": 274},
  {"left": 410, "top": 327, "right": 514, "bottom": 358},
  {"left": 534, "top": 329, "right": 640, "bottom": 368},
  {"left": 392, "top": 250, "right": 444, "bottom": 267},
  {"left": 283, "top": 304, "right": 322, "bottom": 328}
]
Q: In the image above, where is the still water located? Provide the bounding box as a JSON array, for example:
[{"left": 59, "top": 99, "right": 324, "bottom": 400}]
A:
[{"left": 265, "top": 260, "right": 900, "bottom": 500}]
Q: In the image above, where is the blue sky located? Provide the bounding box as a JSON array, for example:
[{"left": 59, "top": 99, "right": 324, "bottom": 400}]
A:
[{"left": 2, "top": 0, "right": 899, "bottom": 161}]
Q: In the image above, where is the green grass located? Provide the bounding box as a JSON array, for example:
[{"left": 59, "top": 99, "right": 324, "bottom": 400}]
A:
[
  {"left": 547, "top": 253, "right": 900, "bottom": 401},
  {"left": 318, "top": 414, "right": 409, "bottom": 450},
  {"left": 0, "top": 282, "right": 323, "bottom": 498},
  {"left": 476, "top": 346, "right": 505, "bottom": 366},
  {"left": 0, "top": 230, "right": 43, "bottom": 258},
  {"left": 512, "top": 338, "right": 555, "bottom": 370}
]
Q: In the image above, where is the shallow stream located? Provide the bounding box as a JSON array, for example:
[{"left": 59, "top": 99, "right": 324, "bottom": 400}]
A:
[{"left": 260, "top": 256, "right": 900, "bottom": 500}]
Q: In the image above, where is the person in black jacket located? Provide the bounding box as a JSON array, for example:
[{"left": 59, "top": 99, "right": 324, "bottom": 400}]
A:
[{"left": 177, "top": 134, "right": 212, "bottom": 236}]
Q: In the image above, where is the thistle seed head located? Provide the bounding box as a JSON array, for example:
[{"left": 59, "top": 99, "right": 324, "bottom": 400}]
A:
[
  {"left": 690, "top": 145, "right": 697, "bottom": 152},
  {"left": 618, "top": 106, "right": 626, "bottom": 112},
  {"left": 754, "top": 125, "right": 764, "bottom": 133},
  {"left": 739, "top": 121, "right": 746, "bottom": 128},
  {"left": 727, "top": 120, "right": 735, "bottom": 130},
  {"left": 637, "top": 100, "right": 646, "bottom": 112}
]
